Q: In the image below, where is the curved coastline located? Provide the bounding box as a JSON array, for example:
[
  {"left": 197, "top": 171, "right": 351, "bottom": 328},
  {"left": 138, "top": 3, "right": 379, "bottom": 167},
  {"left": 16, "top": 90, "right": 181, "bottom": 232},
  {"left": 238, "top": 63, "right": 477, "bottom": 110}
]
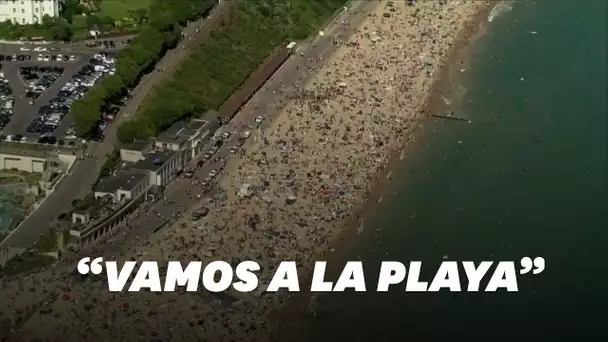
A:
[{"left": 268, "top": 1, "right": 494, "bottom": 337}]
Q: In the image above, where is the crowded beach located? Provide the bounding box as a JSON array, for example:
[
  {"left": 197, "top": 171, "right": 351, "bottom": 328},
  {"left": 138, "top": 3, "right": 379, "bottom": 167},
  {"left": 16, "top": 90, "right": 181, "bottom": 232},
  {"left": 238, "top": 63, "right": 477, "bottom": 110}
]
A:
[{"left": 0, "top": 1, "right": 487, "bottom": 341}]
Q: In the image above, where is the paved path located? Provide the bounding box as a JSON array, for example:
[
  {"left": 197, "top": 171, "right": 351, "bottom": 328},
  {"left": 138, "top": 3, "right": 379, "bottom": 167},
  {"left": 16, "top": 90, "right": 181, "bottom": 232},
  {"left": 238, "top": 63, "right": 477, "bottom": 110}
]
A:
[
  {"left": 77, "top": 1, "right": 230, "bottom": 199},
  {"left": 0, "top": 37, "right": 133, "bottom": 54},
  {"left": 0, "top": 2, "right": 229, "bottom": 265}
]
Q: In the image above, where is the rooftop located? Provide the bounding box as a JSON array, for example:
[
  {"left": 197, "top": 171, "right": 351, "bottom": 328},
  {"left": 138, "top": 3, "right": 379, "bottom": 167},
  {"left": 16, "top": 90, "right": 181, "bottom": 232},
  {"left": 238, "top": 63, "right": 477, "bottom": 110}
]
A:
[
  {"left": 123, "top": 140, "right": 150, "bottom": 152},
  {"left": 131, "top": 149, "right": 176, "bottom": 172},
  {"left": 72, "top": 196, "right": 125, "bottom": 231},
  {"left": 73, "top": 195, "right": 114, "bottom": 218},
  {"left": 94, "top": 169, "right": 148, "bottom": 193},
  {"left": 201, "top": 109, "right": 220, "bottom": 123},
  {"left": 0, "top": 141, "right": 80, "bottom": 157},
  {"left": 0, "top": 144, "right": 55, "bottom": 159},
  {"left": 156, "top": 121, "right": 190, "bottom": 145},
  {"left": 155, "top": 117, "right": 215, "bottom": 145}
]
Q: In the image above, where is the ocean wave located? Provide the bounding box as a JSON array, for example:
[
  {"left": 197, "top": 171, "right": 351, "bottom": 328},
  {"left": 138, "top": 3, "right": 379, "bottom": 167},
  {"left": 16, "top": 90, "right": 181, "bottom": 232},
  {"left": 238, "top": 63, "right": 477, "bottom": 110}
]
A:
[{"left": 488, "top": 1, "right": 514, "bottom": 23}]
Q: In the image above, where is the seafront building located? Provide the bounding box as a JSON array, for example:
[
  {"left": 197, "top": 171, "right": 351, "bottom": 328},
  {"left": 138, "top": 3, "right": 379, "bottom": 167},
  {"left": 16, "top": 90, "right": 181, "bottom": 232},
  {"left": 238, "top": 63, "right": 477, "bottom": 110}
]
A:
[
  {"left": 0, "top": 0, "right": 63, "bottom": 25},
  {"left": 69, "top": 111, "right": 220, "bottom": 246},
  {"left": 0, "top": 143, "right": 77, "bottom": 193}
]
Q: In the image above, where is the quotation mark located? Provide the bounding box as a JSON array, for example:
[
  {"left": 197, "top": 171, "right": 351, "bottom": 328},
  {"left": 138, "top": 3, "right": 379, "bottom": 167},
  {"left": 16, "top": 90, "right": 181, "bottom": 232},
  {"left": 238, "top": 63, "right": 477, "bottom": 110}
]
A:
[
  {"left": 77, "top": 257, "right": 104, "bottom": 275},
  {"left": 519, "top": 257, "right": 545, "bottom": 275}
]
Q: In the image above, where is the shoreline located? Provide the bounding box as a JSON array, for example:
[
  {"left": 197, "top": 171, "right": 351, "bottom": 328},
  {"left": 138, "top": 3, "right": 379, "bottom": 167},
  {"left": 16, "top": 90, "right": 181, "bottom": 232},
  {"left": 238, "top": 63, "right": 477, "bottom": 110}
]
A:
[
  {"left": 0, "top": 1, "right": 495, "bottom": 341},
  {"left": 268, "top": 0, "right": 494, "bottom": 336}
]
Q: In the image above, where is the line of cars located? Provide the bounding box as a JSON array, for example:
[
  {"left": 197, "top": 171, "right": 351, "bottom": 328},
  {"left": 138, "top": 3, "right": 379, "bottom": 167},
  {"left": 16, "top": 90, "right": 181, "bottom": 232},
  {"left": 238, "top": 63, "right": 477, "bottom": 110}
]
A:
[
  {"left": 23, "top": 52, "right": 117, "bottom": 142},
  {"left": 0, "top": 73, "right": 14, "bottom": 131},
  {"left": 35, "top": 54, "right": 76, "bottom": 62},
  {"left": 0, "top": 54, "right": 32, "bottom": 62},
  {"left": 191, "top": 118, "right": 263, "bottom": 186},
  {"left": 203, "top": 117, "right": 262, "bottom": 160},
  {"left": 86, "top": 39, "right": 131, "bottom": 49},
  {"left": 22, "top": 66, "right": 64, "bottom": 103},
  {"left": 1, "top": 53, "right": 76, "bottom": 63}
]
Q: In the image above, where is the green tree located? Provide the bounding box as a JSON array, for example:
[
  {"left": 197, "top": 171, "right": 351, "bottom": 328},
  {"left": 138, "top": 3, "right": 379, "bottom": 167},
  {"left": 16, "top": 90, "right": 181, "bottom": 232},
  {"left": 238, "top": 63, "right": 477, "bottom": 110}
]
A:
[
  {"left": 99, "top": 16, "right": 115, "bottom": 31},
  {"left": 71, "top": 99, "right": 100, "bottom": 136},
  {"left": 115, "top": 56, "right": 140, "bottom": 87},
  {"left": 86, "top": 14, "right": 101, "bottom": 30},
  {"left": 129, "top": 8, "right": 148, "bottom": 25},
  {"left": 62, "top": 0, "right": 84, "bottom": 24},
  {"left": 148, "top": 10, "right": 176, "bottom": 32},
  {"left": 50, "top": 20, "right": 72, "bottom": 41},
  {"left": 101, "top": 75, "right": 125, "bottom": 99},
  {"left": 117, "top": 118, "right": 154, "bottom": 144}
]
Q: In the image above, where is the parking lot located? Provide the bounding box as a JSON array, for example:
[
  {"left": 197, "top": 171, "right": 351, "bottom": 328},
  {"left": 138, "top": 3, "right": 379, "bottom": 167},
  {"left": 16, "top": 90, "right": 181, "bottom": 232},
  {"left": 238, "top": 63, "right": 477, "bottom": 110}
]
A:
[{"left": 0, "top": 49, "right": 118, "bottom": 144}]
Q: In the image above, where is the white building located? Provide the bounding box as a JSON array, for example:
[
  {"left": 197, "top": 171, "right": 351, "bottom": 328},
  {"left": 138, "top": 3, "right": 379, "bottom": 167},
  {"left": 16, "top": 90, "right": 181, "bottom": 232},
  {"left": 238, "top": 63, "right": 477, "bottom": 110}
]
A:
[{"left": 0, "top": 0, "right": 62, "bottom": 25}]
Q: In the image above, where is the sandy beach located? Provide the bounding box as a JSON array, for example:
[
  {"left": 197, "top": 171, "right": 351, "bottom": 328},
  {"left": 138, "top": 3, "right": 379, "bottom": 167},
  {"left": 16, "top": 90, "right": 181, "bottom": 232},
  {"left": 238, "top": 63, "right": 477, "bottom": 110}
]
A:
[{"left": 0, "top": 1, "right": 489, "bottom": 341}]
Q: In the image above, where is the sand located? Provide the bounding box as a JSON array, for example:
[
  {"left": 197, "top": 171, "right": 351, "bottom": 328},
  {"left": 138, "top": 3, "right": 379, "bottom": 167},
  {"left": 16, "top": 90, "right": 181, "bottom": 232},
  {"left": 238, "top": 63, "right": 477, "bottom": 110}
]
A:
[{"left": 0, "top": 1, "right": 488, "bottom": 341}]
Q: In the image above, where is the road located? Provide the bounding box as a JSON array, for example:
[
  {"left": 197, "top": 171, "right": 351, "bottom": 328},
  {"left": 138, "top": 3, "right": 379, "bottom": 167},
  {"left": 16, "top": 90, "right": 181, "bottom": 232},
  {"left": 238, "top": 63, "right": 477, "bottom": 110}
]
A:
[
  {"left": 0, "top": 2, "right": 230, "bottom": 264},
  {"left": 0, "top": 40, "right": 127, "bottom": 56},
  {"left": 1, "top": 55, "right": 90, "bottom": 137},
  {"left": 76, "top": 0, "right": 230, "bottom": 198},
  {"left": 70, "top": 0, "right": 377, "bottom": 262}
]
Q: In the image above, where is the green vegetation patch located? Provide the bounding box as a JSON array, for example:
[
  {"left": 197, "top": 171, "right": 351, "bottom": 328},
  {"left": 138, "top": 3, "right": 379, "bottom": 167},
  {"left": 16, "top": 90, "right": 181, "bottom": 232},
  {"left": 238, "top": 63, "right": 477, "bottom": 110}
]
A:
[
  {"left": 70, "top": 0, "right": 216, "bottom": 137},
  {"left": 117, "top": 0, "right": 348, "bottom": 144},
  {"left": 99, "top": 0, "right": 152, "bottom": 20},
  {"left": 0, "top": 251, "right": 55, "bottom": 276}
]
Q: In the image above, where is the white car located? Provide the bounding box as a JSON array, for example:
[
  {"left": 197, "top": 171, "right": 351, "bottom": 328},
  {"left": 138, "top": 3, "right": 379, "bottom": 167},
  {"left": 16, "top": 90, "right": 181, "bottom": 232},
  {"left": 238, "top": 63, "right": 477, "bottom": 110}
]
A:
[
  {"left": 208, "top": 169, "right": 218, "bottom": 178},
  {"left": 229, "top": 147, "right": 238, "bottom": 154},
  {"left": 57, "top": 54, "right": 63, "bottom": 60},
  {"left": 34, "top": 46, "right": 47, "bottom": 52},
  {"left": 64, "top": 134, "right": 77, "bottom": 140},
  {"left": 69, "top": 55, "right": 76, "bottom": 61},
  {"left": 5, "top": 135, "right": 13, "bottom": 141},
  {"left": 37, "top": 54, "right": 43, "bottom": 61},
  {"left": 20, "top": 137, "right": 28, "bottom": 143},
  {"left": 255, "top": 116, "right": 264, "bottom": 124},
  {"left": 241, "top": 131, "right": 251, "bottom": 139},
  {"left": 20, "top": 47, "right": 31, "bottom": 51},
  {"left": 221, "top": 132, "right": 231, "bottom": 139}
]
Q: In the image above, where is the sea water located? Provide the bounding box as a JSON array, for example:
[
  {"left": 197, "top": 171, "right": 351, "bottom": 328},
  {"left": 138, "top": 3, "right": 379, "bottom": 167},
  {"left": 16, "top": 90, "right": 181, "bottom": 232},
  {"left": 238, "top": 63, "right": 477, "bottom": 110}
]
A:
[{"left": 290, "top": 1, "right": 607, "bottom": 340}]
